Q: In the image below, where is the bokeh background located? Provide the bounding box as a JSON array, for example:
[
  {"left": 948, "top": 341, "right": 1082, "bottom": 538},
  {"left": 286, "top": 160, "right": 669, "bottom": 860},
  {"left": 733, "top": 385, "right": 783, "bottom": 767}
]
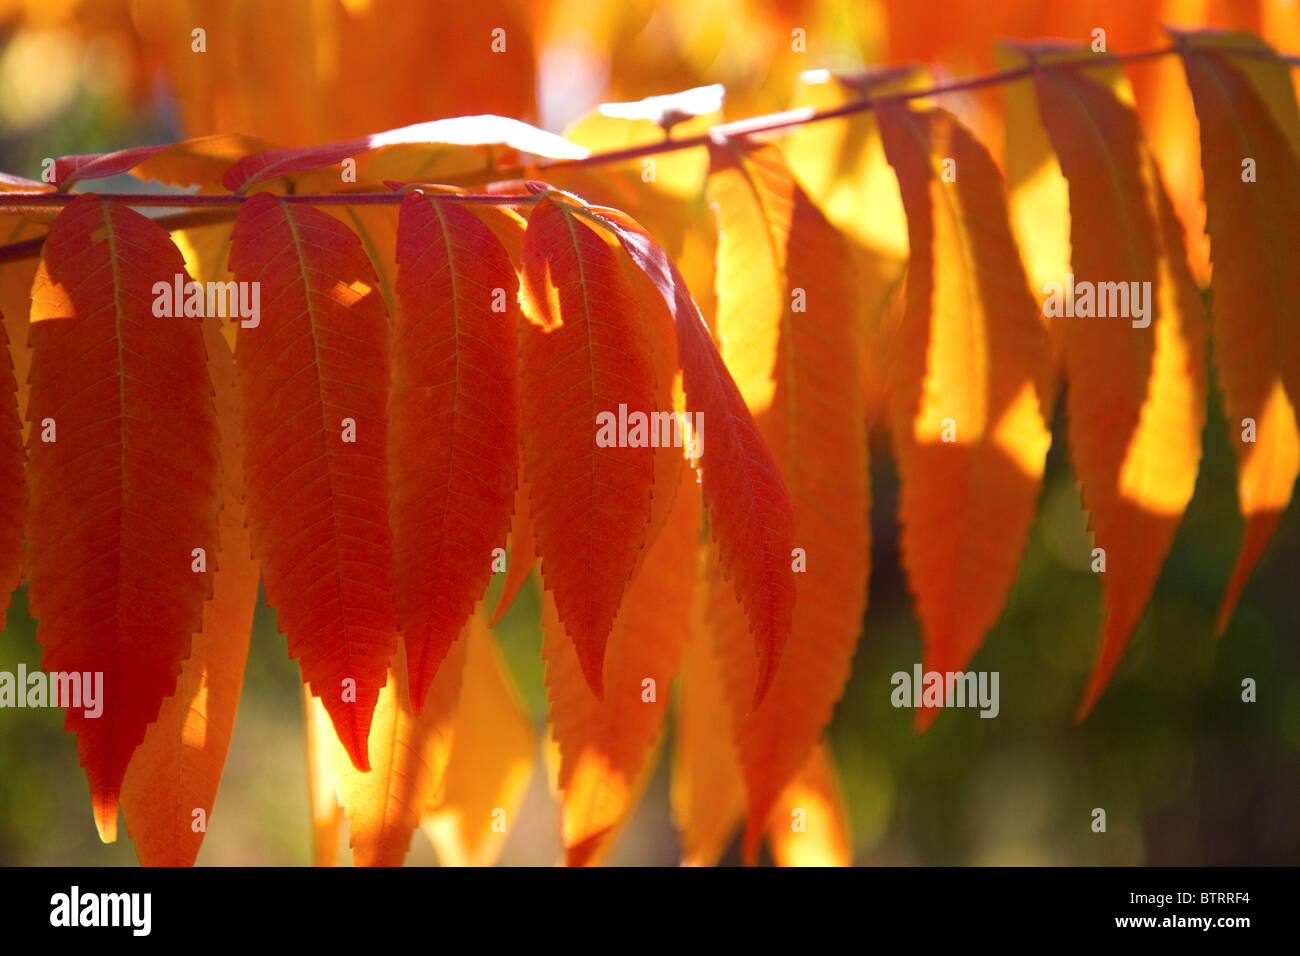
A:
[{"left": 0, "top": 0, "right": 1297, "bottom": 865}]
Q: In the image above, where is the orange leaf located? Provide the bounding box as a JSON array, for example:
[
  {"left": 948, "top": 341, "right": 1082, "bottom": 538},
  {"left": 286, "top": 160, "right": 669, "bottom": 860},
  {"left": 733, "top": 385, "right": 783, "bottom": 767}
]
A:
[
  {"left": 702, "top": 141, "right": 869, "bottom": 858},
  {"left": 1176, "top": 35, "right": 1300, "bottom": 632},
  {"left": 876, "top": 102, "right": 1051, "bottom": 727},
  {"left": 544, "top": 465, "right": 699, "bottom": 865},
  {"left": 705, "top": 140, "right": 789, "bottom": 415},
  {"left": 304, "top": 681, "right": 345, "bottom": 867},
  {"left": 670, "top": 548, "right": 745, "bottom": 867},
  {"left": 391, "top": 191, "right": 519, "bottom": 709},
  {"left": 228, "top": 193, "right": 398, "bottom": 770},
  {"left": 517, "top": 197, "right": 657, "bottom": 697},
  {"left": 332, "top": 204, "right": 399, "bottom": 315},
  {"left": 0, "top": 216, "right": 43, "bottom": 445},
  {"left": 26, "top": 195, "right": 220, "bottom": 841},
  {"left": 598, "top": 209, "right": 795, "bottom": 707},
  {"left": 423, "top": 613, "right": 536, "bottom": 867},
  {"left": 323, "top": 635, "right": 467, "bottom": 866},
  {"left": 119, "top": 318, "right": 259, "bottom": 866},
  {"left": 766, "top": 741, "right": 852, "bottom": 867},
  {"left": 998, "top": 43, "right": 1073, "bottom": 414},
  {"left": 1031, "top": 58, "right": 1207, "bottom": 718},
  {"left": 490, "top": 471, "right": 535, "bottom": 627}
]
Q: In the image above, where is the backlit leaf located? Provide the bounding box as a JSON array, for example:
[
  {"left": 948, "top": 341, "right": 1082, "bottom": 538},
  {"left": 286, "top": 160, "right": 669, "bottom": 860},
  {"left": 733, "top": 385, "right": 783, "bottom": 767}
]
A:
[
  {"left": 325, "top": 637, "right": 467, "bottom": 866},
  {"left": 119, "top": 317, "right": 259, "bottom": 866},
  {"left": 703, "top": 140, "right": 869, "bottom": 857},
  {"left": 516, "top": 197, "right": 657, "bottom": 697},
  {"left": 877, "top": 101, "right": 1051, "bottom": 726},
  {"left": 391, "top": 191, "right": 519, "bottom": 709},
  {"left": 670, "top": 547, "right": 745, "bottom": 867},
  {"left": 544, "top": 465, "right": 698, "bottom": 865},
  {"left": 26, "top": 194, "right": 220, "bottom": 841},
  {"left": 228, "top": 193, "right": 399, "bottom": 769},
  {"left": 597, "top": 209, "right": 796, "bottom": 707},
  {"left": 1032, "top": 56, "right": 1207, "bottom": 718},
  {"left": 1175, "top": 32, "right": 1300, "bottom": 632},
  {"left": 423, "top": 613, "right": 536, "bottom": 867}
]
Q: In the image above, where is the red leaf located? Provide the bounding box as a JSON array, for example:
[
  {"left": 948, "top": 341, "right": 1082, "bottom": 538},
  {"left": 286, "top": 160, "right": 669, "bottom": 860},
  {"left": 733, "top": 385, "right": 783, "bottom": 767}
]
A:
[
  {"left": 490, "top": 471, "right": 536, "bottom": 627},
  {"left": 56, "top": 134, "right": 269, "bottom": 191},
  {"left": 391, "top": 191, "right": 519, "bottom": 709},
  {"left": 26, "top": 194, "right": 220, "bottom": 841},
  {"left": 700, "top": 142, "right": 869, "bottom": 855},
  {"left": 598, "top": 209, "right": 796, "bottom": 706},
  {"left": 516, "top": 197, "right": 657, "bottom": 697},
  {"left": 0, "top": 315, "right": 22, "bottom": 625},
  {"left": 119, "top": 318, "right": 259, "bottom": 866},
  {"left": 228, "top": 193, "right": 398, "bottom": 770},
  {"left": 544, "top": 467, "right": 698, "bottom": 865}
]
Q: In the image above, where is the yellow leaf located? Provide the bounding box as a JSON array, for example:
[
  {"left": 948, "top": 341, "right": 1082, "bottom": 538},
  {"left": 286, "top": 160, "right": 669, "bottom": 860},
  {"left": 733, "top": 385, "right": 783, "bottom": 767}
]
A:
[
  {"left": 766, "top": 741, "right": 851, "bottom": 867},
  {"left": 670, "top": 547, "right": 744, "bottom": 867},
  {"left": 422, "top": 614, "right": 536, "bottom": 867},
  {"left": 877, "top": 101, "right": 1051, "bottom": 726}
]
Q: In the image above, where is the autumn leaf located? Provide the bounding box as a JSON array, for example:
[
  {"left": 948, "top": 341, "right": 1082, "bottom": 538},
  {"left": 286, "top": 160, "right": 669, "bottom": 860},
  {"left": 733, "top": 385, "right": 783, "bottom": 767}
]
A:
[
  {"left": 705, "top": 140, "right": 789, "bottom": 416},
  {"left": 544, "top": 464, "right": 699, "bottom": 865},
  {"left": 221, "top": 117, "right": 587, "bottom": 194},
  {"left": 119, "top": 318, "right": 259, "bottom": 866},
  {"left": 228, "top": 192, "right": 398, "bottom": 770},
  {"left": 670, "top": 561, "right": 745, "bottom": 866},
  {"left": 55, "top": 133, "right": 269, "bottom": 191},
  {"left": 0, "top": 316, "right": 22, "bottom": 627},
  {"left": 703, "top": 139, "right": 869, "bottom": 857},
  {"left": 26, "top": 194, "right": 220, "bottom": 841},
  {"left": 1175, "top": 32, "right": 1300, "bottom": 633},
  {"left": 781, "top": 65, "right": 917, "bottom": 261},
  {"left": 877, "top": 101, "right": 1051, "bottom": 725},
  {"left": 391, "top": 191, "right": 519, "bottom": 709},
  {"left": 321, "top": 637, "right": 467, "bottom": 867},
  {"left": 766, "top": 741, "right": 852, "bottom": 867},
  {"left": 997, "top": 43, "right": 1073, "bottom": 413},
  {"left": 1031, "top": 56, "right": 1207, "bottom": 718},
  {"left": 423, "top": 613, "right": 536, "bottom": 867},
  {"left": 516, "top": 196, "right": 658, "bottom": 697},
  {"left": 599, "top": 208, "right": 796, "bottom": 707}
]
